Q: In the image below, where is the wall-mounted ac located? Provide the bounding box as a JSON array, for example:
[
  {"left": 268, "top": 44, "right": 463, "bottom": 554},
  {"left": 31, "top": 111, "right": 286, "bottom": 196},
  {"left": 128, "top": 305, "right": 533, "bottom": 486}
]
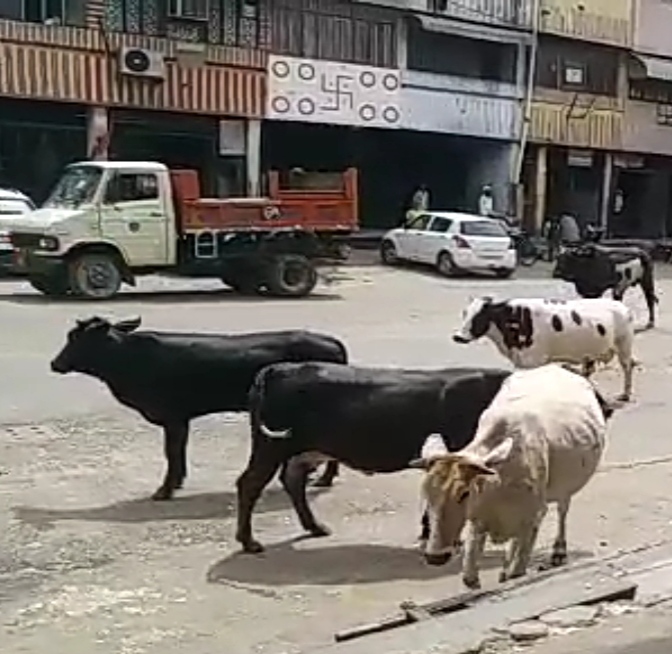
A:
[{"left": 119, "top": 47, "right": 166, "bottom": 79}]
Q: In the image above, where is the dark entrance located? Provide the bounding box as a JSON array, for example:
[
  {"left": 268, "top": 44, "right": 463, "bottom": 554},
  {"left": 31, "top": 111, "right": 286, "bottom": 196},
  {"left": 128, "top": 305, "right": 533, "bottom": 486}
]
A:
[{"left": 262, "top": 121, "right": 472, "bottom": 229}]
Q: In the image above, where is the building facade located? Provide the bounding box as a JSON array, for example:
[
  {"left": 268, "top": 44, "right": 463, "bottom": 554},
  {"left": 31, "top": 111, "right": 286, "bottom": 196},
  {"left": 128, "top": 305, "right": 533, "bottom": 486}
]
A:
[
  {"left": 620, "top": 0, "right": 672, "bottom": 238},
  {"left": 0, "top": 1, "right": 266, "bottom": 202},
  {"left": 522, "top": 0, "right": 632, "bottom": 233},
  {"left": 262, "top": 0, "right": 533, "bottom": 228}
]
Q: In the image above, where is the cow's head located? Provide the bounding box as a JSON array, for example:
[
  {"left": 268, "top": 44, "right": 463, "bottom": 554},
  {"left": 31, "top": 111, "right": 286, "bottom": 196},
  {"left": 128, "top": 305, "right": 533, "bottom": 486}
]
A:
[
  {"left": 409, "top": 434, "right": 513, "bottom": 565},
  {"left": 453, "top": 297, "right": 497, "bottom": 344},
  {"left": 50, "top": 316, "right": 141, "bottom": 375}
]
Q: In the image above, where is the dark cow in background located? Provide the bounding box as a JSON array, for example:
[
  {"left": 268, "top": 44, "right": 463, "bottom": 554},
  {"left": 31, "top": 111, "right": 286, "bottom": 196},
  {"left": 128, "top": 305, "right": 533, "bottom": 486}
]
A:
[
  {"left": 50, "top": 317, "right": 347, "bottom": 500},
  {"left": 235, "top": 362, "right": 510, "bottom": 554},
  {"left": 553, "top": 242, "right": 658, "bottom": 329}
]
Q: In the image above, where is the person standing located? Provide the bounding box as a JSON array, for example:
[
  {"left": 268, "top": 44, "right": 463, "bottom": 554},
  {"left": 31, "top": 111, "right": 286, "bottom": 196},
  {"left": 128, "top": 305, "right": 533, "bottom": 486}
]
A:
[
  {"left": 478, "top": 184, "right": 494, "bottom": 217},
  {"left": 406, "top": 184, "right": 430, "bottom": 223}
]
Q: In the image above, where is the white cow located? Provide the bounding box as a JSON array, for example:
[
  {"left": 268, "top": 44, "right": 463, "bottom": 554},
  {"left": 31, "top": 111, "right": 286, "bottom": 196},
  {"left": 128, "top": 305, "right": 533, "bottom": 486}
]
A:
[
  {"left": 410, "top": 364, "right": 610, "bottom": 589},
  {"left": 453, "top": 296, "right": 636, "bottom": 401}
]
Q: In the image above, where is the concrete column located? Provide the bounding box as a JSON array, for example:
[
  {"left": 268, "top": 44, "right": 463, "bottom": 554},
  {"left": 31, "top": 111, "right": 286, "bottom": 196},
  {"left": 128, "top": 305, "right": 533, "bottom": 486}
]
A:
[
  {"left": 246, "top": 118, "right": 262, "bottom": 197},
  {"left": 599, "top": 152, "right": 613, "bottom": 231},
  {"left": 87, "top": 106, "right": 109, "bottom": 161},
  {"left": 533, "top": 145, "right": 547, "bottom": 233},
  {"left": 396, "top": 16, "right": 407, "bottom": 69}
]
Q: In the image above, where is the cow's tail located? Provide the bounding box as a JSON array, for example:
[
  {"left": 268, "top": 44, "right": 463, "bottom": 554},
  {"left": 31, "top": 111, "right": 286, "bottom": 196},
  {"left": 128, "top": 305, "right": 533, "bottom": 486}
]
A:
[{"left": 249, "top": 366, "right": 292, "bottom": 440}]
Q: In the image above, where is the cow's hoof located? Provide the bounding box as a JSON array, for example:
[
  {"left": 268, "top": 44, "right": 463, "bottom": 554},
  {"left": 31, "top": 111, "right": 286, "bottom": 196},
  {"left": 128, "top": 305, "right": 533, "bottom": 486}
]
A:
[
  {"left": 241, "top": 540, "right": 265, "bottom": 555},
  {"left": 307, "top": 522, "right": 332, "bottom": 538},
  {"left": 151, "top": 486, "right": 174, "bottom": 501},
  {"left": 463, "top": 575, "right": 481, "bottom": 590},
  {"left": 550, "top": 551, "right": 568, "bottom": 567}
]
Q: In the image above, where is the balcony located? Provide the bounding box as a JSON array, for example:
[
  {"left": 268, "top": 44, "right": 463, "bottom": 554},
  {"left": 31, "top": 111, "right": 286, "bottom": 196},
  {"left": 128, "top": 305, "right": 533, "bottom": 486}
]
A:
[{"left": 401, "top": 70, "right": 521, "bottom": 140}]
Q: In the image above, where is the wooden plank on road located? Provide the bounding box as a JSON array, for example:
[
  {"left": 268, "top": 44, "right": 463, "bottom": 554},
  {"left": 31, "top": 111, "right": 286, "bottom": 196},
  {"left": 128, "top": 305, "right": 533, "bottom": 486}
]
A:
[{"left": 320, "top": 562, "right": 636, "bottom": 654}]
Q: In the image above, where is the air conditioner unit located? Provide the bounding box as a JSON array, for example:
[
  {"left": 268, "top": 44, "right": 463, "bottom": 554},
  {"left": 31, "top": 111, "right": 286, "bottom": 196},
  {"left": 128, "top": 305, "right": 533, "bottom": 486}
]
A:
[{"left": 119, "top": 47, "right": 165, "bottom": 79}]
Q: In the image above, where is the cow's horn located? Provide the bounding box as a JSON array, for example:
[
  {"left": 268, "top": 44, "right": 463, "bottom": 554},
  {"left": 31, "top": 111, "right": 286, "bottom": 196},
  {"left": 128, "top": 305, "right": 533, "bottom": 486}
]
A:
[{"left": 260, "top": 423, "right": 291, "bottom": 439}]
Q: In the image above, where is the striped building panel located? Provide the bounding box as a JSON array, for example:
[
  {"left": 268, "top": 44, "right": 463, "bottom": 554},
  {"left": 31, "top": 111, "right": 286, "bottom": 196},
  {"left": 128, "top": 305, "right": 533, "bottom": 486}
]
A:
[{"left": 0, "top": 42, "right": 266, "bottom": 117}]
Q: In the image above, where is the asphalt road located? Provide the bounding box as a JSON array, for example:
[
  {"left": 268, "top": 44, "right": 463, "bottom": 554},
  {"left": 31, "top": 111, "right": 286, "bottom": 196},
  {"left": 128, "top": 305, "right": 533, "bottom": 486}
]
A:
[{"left": 2, "top": 264, "right": 672, "bottom": 654}]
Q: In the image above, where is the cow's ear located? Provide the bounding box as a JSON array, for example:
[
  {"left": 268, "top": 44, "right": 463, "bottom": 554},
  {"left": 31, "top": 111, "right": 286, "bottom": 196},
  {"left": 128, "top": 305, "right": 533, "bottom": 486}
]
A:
[
  {"left": 420, "top": 433, "right": 449, "bottom": 459},
  {"left": 114, "top": 317, "right": 142, "bottom": 333}
]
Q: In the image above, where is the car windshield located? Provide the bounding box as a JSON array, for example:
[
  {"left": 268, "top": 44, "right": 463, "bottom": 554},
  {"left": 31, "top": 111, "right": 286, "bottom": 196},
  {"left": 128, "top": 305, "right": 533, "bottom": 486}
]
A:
[
  {"left": 0, "top": 199, "right": 33, "bottom": 216},
  {"left": 43, "top": 166, "right": 104, "bottom": 209},
  {"left": 460, "top": 220, "right": 507, "bottom": 237}
]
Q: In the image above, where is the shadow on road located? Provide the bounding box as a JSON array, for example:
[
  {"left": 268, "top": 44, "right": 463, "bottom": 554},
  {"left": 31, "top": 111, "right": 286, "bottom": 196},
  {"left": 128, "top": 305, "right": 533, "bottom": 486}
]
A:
[
  {"left": 13, "top": 485, "right": 330, "bottom": 528},
  {"left": 0, "top": 288, "right": 342, "bottom": 305},
  {"left": 207, "top": 539, "right": 594, "bottom": 586}
]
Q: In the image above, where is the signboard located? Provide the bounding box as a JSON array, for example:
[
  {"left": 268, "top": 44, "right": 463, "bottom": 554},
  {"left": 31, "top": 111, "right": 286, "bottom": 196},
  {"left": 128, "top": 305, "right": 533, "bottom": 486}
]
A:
[
  {"left": 267, "top": 55, "right": 401, "bottom": 129},
  {"left": 218, "top": 119, "right": 246, "bottom": 156}
]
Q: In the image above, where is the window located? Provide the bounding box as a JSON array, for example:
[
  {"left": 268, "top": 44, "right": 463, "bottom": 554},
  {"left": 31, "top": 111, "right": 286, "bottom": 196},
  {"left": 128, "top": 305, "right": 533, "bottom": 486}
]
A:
[
  {"left": 104, "top": 173, "right": 159, "bottom": 204},
  {"left": 630, "top": 79, "right": 672, "bottom": 105},
  {"left": 536, "top": 36, "right": 618, "bottom": 96},
  {"left": 44, "top": 166, "right": 103, "bottom": 209},
  {"left": 428, "top": 217, "right": 452, "bottom": 233},
  {"left": 168, "top": 0, "right": 208, "bottom": 21},
  {"left": 460, "top": 220, "right": 507, "bottom": 237},
  {"left": 407, "top": 213, "right": 432, "bottom": 230},
  {"left": 23, "top": 0, "right": 64, "bottom": 23}
]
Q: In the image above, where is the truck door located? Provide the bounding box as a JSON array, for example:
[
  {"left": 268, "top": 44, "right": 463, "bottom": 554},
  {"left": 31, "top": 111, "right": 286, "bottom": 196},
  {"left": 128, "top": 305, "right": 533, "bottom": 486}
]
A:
[{"left": 99, "top": 170, "right": 169, "bottom": 266}]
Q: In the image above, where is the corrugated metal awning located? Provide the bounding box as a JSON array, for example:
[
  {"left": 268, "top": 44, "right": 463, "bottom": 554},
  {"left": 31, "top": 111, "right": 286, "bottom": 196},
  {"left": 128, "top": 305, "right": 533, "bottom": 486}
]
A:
[{"left": 629, "top": 54, "right": 672, "bottom": 82}]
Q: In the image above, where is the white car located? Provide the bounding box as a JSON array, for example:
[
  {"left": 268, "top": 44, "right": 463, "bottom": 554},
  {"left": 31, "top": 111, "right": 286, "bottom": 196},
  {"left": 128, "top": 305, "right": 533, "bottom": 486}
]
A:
[
  {"left": 380, "top": 211, "right": 516, "bottom": 278},
  {"left": 0, "top": 188, "right": 35, "bottom": 270}
]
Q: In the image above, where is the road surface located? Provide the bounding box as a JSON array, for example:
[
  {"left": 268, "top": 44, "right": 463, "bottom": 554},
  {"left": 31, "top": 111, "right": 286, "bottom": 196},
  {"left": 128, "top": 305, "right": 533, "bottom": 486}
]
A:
[{"left": 1, "top": 265, "right": 672, "bottom": 653}]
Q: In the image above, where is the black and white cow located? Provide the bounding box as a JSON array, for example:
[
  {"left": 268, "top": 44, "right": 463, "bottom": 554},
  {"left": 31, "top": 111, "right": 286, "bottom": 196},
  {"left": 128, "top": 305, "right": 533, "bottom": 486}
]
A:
[
  {"left": 50, "top": 317, "right": 347, "bottom": 500},
  {"left": 453, "top": 297, "right": 636, "bottom": 401},
  {"left": 553, "top": 243, "right": 658, "bottom": 329},
  {"left": 235, "top": 363, "right": 511, "bottom": 554}
]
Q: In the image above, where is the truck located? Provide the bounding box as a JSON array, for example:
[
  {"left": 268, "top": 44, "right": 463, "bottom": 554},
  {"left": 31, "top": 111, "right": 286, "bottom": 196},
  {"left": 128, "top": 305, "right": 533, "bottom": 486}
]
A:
[{"left": 8, "top": 161, "right": 358, "bottom": 299}]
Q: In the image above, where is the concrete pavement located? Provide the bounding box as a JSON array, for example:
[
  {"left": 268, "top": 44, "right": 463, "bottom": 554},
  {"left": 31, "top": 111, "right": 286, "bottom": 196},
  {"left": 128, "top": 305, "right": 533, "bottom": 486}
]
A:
[{"left": 1, "top": 265, "right": 672, "bottom": 653}]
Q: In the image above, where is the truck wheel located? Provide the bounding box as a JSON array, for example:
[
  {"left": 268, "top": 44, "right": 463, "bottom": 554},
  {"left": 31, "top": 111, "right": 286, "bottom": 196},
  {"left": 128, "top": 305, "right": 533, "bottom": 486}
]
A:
[
  {"left": 266, "top": 255, "right": 317, "bottom": 297},
  {"left": 28, "top": 272, "right": 69, "bottom": 297},
  {"left": 69, "top": 252, "right": 122, "bottom": 300}
]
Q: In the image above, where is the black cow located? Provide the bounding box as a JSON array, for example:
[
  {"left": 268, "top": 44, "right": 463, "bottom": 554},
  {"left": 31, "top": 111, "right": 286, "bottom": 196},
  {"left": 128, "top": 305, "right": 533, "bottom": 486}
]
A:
[
  {"left": 50, "top": 317, "right": 347, "bottom": 500},
  {"left": 553, "top": 242, "right": 658, "bottom": 329},
  {"left": 235, "top": 362, "right": 511, "bottom": 554}
]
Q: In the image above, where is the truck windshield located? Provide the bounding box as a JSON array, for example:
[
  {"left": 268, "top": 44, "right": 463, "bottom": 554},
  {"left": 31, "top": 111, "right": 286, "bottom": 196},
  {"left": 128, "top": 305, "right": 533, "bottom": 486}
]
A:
[{"left": 43, "top": 166, "right": 103, "bottom": 209}]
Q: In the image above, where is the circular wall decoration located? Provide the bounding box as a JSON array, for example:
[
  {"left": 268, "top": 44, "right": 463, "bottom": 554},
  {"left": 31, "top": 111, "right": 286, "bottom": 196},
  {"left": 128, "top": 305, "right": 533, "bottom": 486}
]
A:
[
  {"left": 297, "top": 97, "right": 316, "bottom": 115},
  {"left": 359, "top": 71, "right": 376, "bottom": 88},
  {"left": 382, "top": 106, "right": 400, "bottom": 124},
  {"left": 298, "top": 63, "right": 316, "bottom": 81},
  {"left": 382, "top": 73, "right": 400, "bottom": 91},
  {"left": 359, "top": 103, "right": 376, "bottom": 121},
  {"left": 271, "top": 60, "right": 290, "bottom": 79},
  {"left": 271, "top": 96, "right": 291, "bottom": 114}
]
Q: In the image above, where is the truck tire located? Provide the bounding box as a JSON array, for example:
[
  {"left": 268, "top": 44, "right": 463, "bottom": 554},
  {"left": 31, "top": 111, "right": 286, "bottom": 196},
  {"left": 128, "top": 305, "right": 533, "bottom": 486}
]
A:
[
  {"left": 266, "top": 254, "right": 317, "bottom": 298},
  {"left": 68, "top": 252, "right": 122, "bottom": 300},
  {"left": 28, "top": 272, "right": 69, "bottom": 297}
]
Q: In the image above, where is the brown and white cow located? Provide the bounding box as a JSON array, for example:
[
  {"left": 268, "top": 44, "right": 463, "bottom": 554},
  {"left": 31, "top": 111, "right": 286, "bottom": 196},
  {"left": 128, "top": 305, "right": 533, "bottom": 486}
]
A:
[
  {"left": 453, "top": 296, "right": 636, "bottom": 401},
  {"left": 410, "top": 364, "right": 611, "bottom": 589}
]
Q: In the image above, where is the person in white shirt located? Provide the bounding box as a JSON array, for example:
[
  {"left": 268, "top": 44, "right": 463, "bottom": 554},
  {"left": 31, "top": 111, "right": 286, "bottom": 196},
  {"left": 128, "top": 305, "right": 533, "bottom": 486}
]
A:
[{"left": 478, "top": 184, "right": 494, "bottom": 217}]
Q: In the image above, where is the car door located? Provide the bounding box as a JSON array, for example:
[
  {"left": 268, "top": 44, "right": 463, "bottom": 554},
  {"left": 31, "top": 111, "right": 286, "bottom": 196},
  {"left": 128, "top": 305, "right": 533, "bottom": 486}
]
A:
[
  {"left": 396, "top": 213, "right": 432, "bottom": 261},
  {"left": 415, "top": 216, "right": 452, "bottom": 264},
  {"left": 99, "top": 170, "right": 169, "bottom": 266}
]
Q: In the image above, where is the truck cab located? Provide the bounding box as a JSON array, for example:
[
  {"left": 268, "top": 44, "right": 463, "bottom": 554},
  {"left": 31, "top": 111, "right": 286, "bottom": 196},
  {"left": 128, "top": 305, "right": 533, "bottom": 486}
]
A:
[{"left": 10, "top": 161, "right": 357, "bottom": 299}]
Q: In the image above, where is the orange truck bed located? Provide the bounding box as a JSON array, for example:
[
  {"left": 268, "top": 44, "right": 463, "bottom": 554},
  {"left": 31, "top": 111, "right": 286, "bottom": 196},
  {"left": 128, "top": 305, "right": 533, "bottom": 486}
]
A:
[{"left": 171, "top": 168, "right": 359, "bottom": 233}]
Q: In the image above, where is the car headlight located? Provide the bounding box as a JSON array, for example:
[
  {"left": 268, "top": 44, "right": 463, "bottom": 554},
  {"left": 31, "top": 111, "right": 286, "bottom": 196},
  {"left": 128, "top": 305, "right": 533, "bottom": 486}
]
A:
[{"left": 38, "top": 236, "right": 59, "bottom": 251}]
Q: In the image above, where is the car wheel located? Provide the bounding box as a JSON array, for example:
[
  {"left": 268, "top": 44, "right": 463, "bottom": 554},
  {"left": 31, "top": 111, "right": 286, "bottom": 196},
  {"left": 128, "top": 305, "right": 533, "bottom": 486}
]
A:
[
  {"left": 69, "top": 252, "right": 122, "bottom": 300},
  {"left": 437, "top": 251, "right": 458, "bottom": 277},
  {"left": 380, "top": 240, "right": 399, "bottom": 265}
]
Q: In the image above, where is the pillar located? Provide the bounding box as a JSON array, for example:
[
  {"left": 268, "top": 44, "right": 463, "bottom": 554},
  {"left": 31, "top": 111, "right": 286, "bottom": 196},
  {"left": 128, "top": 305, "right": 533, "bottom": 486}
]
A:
[
  {"left": 599, "top": 152, "right": 613, "bottom": 231},
  {"left": 533, "top": 145, "right": 548, "bottom": 233},
  {"left": 246, "top": 118, "right": 262, "bottom": 197},
  {"left": 87, "top": 106, "right": 109, "bottom": 161}
]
